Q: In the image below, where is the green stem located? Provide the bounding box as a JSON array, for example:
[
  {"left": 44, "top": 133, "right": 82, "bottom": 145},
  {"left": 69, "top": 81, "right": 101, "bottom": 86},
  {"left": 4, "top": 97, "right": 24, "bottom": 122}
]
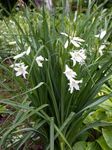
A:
[{"left": 60, "top": 142, "right": 64, "bottom": 150}]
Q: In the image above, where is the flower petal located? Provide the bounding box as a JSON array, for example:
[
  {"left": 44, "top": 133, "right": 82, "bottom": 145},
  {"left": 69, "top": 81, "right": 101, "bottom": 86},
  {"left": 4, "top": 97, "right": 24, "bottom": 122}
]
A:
[
  {"left": 64, "top": 40, "right": 69, "bottom": 48},
  {"left": 71, "top": 39, "right": 81, "bottom": 47},
  {"left": 13, "top": 52, "right": 26, "bottom": 60}
]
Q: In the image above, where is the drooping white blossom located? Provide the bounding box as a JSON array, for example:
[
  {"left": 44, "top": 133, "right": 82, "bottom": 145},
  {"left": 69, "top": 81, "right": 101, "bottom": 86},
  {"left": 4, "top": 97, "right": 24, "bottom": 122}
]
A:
[
  {"left": 36, "top": 55, "right": 45, "bottom": 67},
  {"left": 64, "top": 65, "right": 77, "bottom": 80},
  {"left": 13, "top": 46, "right": 31, "bottom": 60},
  {"left": 64, "top": 64, "right": 82, "bottom": 93},
  {"left": 61, "top": 32, "right": 84, "bottom": 48},
  {"left": 99, "top": 44, "right": 106, "bottom": 56},
  {"left": 68, "top": 78, "right": 82, "bottom": 93},
  {"left": 11, "top": 62, "right": 28, "bottom": 79},
  {"left": 95, "top": 30, "right": 106, "bottom": 39},
  {"left": 70, "top": 49, "right": 86, "bottom": 66},
  {"left": 13, "top": 52, "right": 26, "bottom": 60}
]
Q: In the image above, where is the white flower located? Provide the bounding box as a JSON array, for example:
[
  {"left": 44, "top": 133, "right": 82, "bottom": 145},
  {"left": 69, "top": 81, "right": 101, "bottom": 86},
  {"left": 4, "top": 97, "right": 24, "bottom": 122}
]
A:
[
  {"left": 64, "top": 64, "right": 83, "bottom": 93},
  {"left": 13, "top": 46, "right": 31, "bottom": 60},
  {"left": 95, "top": 30, "right": 106, "bottom": 39},
  {"left": 61, "top": 32, "right": 84, "bottom": 48},
  {"left": 100, "top": 30, "right": 106, "bottom": 39},
  {"left": 68, "top": 78, "right": 82, "bottom": 93},
  {"left": 11, "top": 63, "right": 28, "bottom": 79},
  {"left": 99, "top": 44, "right": 106, "bottom": 56},
  {"left": 64, "top": 65, "right": 77, "bottom": 80},
  {"left": 13, "top": 52, "right": 26, "bottom": 59},
  {"left": 70, "top": 49, "right": 86, "bottom": 66},
  {"left": 36, "top": 55, "right": 45, "bottom": 67}
]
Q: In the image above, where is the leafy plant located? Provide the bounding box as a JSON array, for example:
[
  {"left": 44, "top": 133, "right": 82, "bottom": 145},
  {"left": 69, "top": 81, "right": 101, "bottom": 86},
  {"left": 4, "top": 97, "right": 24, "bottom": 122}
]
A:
[{"left": 0, "top": 1, "right": 112, "bottom": 149}]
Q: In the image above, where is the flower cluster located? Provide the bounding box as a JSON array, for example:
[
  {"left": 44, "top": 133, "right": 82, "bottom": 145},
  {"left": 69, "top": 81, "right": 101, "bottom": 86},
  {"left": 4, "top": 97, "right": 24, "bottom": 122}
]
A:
[
  {"left": 64, "top": 65, "right": 82, "bottom": 93},
  {"left": 64, "top": 49, "right": 86, "bottom": 93},
  {"left": 11, "top": 46, "right": 46, "bottom": 79},
  {"left": 61, "top": 32, "right": 84, "bottom": 48},
  {"left": 62, "top": 32, "right": 86, "bottom": 93}
]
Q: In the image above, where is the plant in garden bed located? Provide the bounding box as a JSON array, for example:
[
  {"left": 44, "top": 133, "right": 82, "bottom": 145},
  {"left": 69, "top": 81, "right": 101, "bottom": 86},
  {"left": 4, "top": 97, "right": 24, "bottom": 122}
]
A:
[{"left": 0, "top": 2, "right": 112, "bottom": 149}]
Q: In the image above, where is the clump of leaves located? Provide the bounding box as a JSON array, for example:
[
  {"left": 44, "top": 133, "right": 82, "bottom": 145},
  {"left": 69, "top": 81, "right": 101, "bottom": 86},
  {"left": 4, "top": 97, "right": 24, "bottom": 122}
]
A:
[{"left": 0, "top": 1, "right": 112, "bottom": 149}]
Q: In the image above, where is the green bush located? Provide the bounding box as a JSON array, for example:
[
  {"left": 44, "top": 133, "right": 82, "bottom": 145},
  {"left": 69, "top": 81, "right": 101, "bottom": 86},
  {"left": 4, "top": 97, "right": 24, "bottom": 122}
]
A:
[{"left": 0, "top": 2, "right": 112, "bottom": 149}]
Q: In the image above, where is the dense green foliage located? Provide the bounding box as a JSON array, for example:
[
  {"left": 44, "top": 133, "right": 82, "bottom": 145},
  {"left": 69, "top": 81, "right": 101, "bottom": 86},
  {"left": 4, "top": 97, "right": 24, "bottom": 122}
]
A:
[{"left": 0, "top": 1, "right": 112, "bottom": 149}]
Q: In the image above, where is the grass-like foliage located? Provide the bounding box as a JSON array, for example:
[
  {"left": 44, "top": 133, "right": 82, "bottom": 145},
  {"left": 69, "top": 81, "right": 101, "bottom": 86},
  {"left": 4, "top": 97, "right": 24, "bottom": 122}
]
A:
[{"left": 0, "top": 1, "right": 112, "bottom": 149}]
